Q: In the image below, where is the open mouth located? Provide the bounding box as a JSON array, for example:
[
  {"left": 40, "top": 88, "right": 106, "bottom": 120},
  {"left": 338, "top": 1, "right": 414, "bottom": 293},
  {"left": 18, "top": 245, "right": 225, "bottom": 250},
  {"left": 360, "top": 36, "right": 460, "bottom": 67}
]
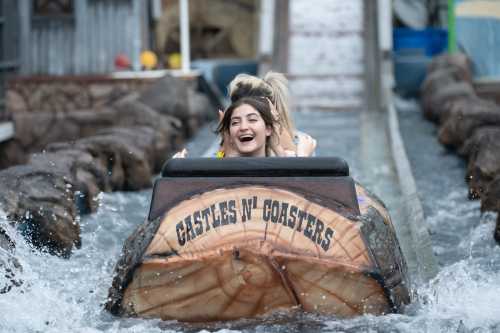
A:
[{"left": 239, "top": 135, "right": 254, "bottom": 143}]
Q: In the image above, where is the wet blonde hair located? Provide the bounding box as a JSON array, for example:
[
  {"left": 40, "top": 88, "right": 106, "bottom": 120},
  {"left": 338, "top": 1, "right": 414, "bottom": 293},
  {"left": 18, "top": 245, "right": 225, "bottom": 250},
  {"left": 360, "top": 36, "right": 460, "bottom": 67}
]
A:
[{"left": 228, "top": 71, "right": 294, "bottom": 135}]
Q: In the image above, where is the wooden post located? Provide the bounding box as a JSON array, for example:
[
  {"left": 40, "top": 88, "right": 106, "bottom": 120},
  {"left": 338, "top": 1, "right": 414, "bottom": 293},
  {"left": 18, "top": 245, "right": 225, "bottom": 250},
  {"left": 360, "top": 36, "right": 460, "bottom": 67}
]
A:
[
  {"left": 272, "top": 0, "right": 289, "bottom": 73},
  {"left": 364, "top": 0, "right": 382, "bottom": 111}
]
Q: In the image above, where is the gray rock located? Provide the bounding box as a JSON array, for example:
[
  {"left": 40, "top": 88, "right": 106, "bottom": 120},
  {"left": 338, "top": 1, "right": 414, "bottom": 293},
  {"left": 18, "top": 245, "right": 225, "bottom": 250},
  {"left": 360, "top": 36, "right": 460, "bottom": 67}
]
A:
[
  {"left": 421, "top": 81, "right": 476, "bottom": 122},
  {"left": 1, "top": 94, "right": 184, "bottom": 170},
  {"left": 460, "top": 127, "right": 500, "bottom": 199},
  {"left": 138, "top": 75, "right": 189, "bottom": 121},
  {"left": 112, "top": 95, "right": 183, "bottom": 171},
  {"left": 438, "top": 102, "right": 500, "bottom": 148},
  {"left": 481, "top": 175, "right": 500, "bottom": 213},
  {"left": 0, "top": 165, "right": 80, "bottom": 257},
  {"left": 440, "top": 97, "right": 497, "bottom": 127},
  {"left": 30, "top": 147, "right": 110, "bottom": 214},
  {"left": 76, "top": 127, "right": 155, "bottom": 191},
  {"left": 421, "top": 67, "right": 470, "bottom": 104},
  {"left": 426, "top": 53, "right": 473, "bottom": 83},
  {"left": 138, "top": 75, "right": 214, "bottom": 138}
]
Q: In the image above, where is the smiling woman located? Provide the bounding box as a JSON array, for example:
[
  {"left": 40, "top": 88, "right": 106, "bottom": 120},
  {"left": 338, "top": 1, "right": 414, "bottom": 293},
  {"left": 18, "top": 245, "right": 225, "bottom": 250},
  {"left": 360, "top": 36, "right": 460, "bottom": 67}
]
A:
[
  {"left": 225, "top": 72, "right": 317, "bottom": 157},
  {"left": 216, "top": 97, "right": 276, "bottom": 157}
]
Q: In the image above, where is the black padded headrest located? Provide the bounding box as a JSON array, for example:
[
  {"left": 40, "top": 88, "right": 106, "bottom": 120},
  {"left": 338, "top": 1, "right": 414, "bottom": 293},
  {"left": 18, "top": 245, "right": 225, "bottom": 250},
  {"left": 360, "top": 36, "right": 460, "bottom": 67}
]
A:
[{"left": 161, "top": 157, "right": 349, "bottom": 177}]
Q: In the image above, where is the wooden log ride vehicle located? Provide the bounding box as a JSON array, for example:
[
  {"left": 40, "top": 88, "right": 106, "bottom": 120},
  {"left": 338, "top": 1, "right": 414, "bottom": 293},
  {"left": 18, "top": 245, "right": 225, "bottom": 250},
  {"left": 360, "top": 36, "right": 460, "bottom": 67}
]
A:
[{"left": 106, "top": 157, "right": 410, "bottom": 322}]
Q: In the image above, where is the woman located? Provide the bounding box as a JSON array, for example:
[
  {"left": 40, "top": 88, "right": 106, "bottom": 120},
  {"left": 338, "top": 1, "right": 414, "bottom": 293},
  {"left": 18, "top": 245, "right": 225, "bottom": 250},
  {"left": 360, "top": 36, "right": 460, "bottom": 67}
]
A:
[
  {"left": 220, "top": 71, "right": 316, "bottom": 157},
  {"left": 174, "top": 96, "right": 276, "bottom": 158},
  {"left": 217, "top": 96, "right": 275, "bottom": 157}
]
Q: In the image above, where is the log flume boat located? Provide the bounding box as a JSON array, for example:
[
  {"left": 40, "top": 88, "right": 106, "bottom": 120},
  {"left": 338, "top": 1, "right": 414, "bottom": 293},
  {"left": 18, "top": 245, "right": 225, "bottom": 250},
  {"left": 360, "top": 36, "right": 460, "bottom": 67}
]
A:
[{"left": 106, "top": 157, "right": 410, "bottom": 322}]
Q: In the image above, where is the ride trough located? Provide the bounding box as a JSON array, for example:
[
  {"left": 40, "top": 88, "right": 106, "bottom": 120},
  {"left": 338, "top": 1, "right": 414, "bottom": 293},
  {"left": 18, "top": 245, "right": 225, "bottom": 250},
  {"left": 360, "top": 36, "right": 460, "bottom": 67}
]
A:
[{"left": 106, "top": 157, "right": 410, "bottom": 322}]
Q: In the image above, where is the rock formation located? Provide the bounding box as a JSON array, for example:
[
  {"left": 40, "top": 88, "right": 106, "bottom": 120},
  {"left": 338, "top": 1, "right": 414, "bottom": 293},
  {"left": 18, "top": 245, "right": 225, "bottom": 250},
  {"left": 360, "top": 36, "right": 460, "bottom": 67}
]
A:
[
  {"left": 0, "top": 74, "right": 215, "bottom": 256},
  {"left": 420, "top": 53, "right": 500, "bottom": 244}
]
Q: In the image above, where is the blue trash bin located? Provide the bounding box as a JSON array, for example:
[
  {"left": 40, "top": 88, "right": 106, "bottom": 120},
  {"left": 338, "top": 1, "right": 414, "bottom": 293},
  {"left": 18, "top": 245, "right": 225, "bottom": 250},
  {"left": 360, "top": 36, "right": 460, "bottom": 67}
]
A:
[
  {"left": 393, "top": 28, "right": 448, "bottom": 96},
  {"left": 393, "top": 28, "right": 448, "bottom": 56}
]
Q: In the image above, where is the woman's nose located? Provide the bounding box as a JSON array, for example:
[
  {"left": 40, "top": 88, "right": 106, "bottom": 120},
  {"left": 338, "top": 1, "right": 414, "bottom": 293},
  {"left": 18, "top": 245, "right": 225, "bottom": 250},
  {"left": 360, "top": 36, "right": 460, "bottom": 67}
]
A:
[{"left": 239, "top": 120, "right": 249, "bottom": 130}]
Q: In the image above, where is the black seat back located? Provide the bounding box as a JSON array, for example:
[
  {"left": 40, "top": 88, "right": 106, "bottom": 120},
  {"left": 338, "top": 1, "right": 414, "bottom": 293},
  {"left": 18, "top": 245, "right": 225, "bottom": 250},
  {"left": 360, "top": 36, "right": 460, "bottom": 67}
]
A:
[
  {"left": 161, "top": 157, "right": 349, "bottom": 178},
  {"left": 149, "top": 157, "right": 358, "bottom": 221}
]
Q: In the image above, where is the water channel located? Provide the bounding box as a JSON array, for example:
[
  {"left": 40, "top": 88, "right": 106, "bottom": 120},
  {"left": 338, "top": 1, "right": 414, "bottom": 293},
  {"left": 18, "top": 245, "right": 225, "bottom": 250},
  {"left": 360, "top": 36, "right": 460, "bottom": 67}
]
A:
[{"left": 1, "top": 105, "right": 499, "bottom": 332}]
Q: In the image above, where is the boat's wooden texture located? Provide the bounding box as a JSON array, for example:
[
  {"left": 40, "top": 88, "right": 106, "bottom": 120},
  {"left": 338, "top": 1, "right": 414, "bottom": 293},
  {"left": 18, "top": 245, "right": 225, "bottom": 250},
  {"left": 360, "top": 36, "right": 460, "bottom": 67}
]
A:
[{"left": 106, "top": 172, "right": 409, "bottom": 322}]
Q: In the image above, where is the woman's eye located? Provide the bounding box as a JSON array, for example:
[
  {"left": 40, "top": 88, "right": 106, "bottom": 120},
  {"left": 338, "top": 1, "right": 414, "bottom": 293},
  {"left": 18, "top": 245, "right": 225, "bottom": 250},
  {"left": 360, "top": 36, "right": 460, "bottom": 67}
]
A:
[{"left": 231, "top": 121, "right": 239, "bottom": 126}]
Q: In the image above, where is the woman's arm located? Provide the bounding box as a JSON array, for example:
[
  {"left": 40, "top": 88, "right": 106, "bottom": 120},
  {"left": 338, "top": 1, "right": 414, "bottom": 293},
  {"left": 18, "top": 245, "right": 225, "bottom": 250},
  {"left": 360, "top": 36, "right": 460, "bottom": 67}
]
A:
[{"left": 172, "top": 148, "right": 188, "bottom": 158}]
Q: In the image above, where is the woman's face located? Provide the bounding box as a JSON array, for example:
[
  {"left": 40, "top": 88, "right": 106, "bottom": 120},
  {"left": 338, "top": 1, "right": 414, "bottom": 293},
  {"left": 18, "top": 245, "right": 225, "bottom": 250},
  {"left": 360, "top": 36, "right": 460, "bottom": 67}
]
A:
[{"left": 229, "top": 104, "right": 271, "bottom": 157}]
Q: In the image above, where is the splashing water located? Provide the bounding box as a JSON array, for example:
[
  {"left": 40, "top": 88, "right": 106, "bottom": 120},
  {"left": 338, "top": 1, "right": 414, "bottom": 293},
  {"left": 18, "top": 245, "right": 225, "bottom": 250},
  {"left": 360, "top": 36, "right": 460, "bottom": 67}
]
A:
[
  {"left": 2, "top": 111, "right": 500, "bottom": 332},
  {"left": 0, "top": 192, "right": 168, "bottom": 333}
]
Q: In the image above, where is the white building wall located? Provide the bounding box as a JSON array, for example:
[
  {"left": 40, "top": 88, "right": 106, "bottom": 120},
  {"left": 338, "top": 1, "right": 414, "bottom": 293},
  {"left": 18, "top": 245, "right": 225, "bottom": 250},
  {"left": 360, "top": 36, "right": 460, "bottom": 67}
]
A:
[{"left": 287, "top": 0, "right": 365, "bottom": 110}]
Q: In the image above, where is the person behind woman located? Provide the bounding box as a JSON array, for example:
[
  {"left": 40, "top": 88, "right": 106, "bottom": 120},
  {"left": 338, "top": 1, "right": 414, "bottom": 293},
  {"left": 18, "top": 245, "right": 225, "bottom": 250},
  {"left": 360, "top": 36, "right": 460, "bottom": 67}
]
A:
[{"left": 219, "top": 71, "right": 316, "bottom": 157}]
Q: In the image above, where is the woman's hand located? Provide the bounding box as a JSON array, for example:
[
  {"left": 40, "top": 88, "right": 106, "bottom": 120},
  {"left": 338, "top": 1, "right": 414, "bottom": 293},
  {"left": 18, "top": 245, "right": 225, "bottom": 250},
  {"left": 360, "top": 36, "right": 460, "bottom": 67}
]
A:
[
  {"left": 270, "top": 141, "right": 297, "bottom": 157},
  {"left": 296, "top": 133, "right": 317, "bottom": 157},
  {"left": 172, "top": 148, "right": 188, "bottom": 158}
]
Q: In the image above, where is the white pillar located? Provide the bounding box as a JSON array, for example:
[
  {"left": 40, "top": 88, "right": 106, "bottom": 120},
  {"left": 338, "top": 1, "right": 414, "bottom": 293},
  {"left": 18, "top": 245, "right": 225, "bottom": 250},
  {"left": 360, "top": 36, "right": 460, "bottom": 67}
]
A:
[
  {"left": 378, "top": 0, "right": 393, "bottom": 52},
  {"left": 131, "top": 0, "right": 142, "bottom": 71},
  {"left": 179, "top": 0, "right": 190, "bottom": 73},
  {"left": 151, "top": 0, "right": 162, "bottom": 20},
  {"left": 258, "top": 0, "right": 275, "bottom": 57}
]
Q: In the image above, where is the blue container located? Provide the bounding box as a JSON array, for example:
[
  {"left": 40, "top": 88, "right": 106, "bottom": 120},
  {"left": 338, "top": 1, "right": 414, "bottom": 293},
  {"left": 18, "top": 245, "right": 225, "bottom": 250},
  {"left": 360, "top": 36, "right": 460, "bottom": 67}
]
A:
[
  {"left": 393, "top": 53, "right": 432, "bottom": 97},
  {"left": 393, "top": 28, "right": 448, "bottom": 56},
  {"left": 392, "top": 28, "right": 448, "bottom": 96}
]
